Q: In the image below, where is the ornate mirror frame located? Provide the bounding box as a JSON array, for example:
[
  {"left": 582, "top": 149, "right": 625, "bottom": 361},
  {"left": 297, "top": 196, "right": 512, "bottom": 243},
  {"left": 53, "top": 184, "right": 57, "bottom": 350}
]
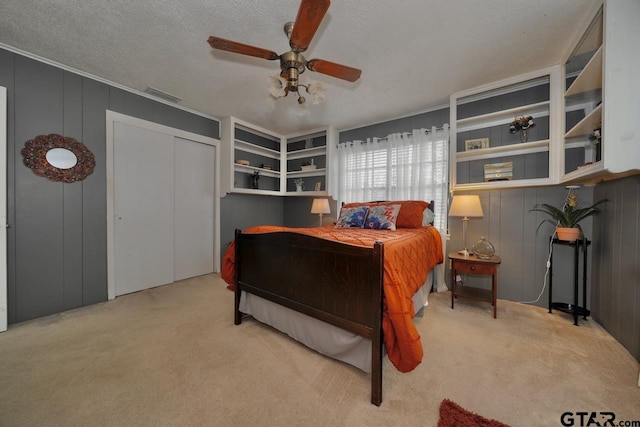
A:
[{"left": 21, "top": 134, "right": 96, "bottom": 183}]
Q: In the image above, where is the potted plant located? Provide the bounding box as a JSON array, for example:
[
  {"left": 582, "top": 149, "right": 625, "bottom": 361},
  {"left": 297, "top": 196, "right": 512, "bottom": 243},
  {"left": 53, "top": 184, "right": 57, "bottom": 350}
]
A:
[{"left": 530, "top": 193, "right": 607, "bottom": 243}]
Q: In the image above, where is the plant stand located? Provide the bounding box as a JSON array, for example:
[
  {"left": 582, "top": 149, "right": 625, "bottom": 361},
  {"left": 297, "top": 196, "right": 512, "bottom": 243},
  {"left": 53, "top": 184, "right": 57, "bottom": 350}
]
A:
[{"left": 548, "top": 236, "right": 591, "bottom": 325}]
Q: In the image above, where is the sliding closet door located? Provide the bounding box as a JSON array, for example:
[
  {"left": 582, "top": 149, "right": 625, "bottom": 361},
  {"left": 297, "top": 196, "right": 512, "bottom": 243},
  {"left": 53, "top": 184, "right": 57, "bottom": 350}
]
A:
[
  {"left": 174, "top": 137, "right": 215, "bottom": 281},
  {"left": 110, "top": 117, "right": 217, "bottom": 298},
  {"left": 113, "top": 122, "right": 175, "bottom": 296}
]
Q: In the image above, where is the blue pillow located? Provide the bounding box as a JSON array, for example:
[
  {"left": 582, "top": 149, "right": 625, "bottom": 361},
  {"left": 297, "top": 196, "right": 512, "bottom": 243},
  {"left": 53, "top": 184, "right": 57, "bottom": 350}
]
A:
[
  {"left": 364, "top": 204, "right": 401, "bottom": 230},
  {"left": 335, "top": 206, "right": 369, "bottom": 228}
]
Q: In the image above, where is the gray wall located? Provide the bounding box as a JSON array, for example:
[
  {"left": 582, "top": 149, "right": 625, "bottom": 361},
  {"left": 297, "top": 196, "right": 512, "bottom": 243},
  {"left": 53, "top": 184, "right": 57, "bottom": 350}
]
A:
[
  {"left": 339, "top": 108, "right": 449, "bottom": 143},
  {"left": 220, "top": 194, "right": 285, "bottom": 253},
  {"left": 591, "top": 175, "right": 640, "bottom": 361},
  {"left": 0, "top": 49, "right": 219, "bottom": 323},
  {"left": 449, "top": 186, "right": 596, "bottom": 308}
]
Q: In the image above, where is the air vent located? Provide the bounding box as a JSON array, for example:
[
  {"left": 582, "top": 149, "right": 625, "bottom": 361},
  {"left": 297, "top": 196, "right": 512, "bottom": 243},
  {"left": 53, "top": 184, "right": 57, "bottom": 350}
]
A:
[{"left": 143, "top": 87, "right": 182, "bottom": 103}]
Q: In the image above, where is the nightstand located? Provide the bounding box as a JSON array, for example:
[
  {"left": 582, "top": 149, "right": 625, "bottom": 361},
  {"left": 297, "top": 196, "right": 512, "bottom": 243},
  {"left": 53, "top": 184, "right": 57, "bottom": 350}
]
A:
[{"left": 449, "top": 252, "right": 501, "bottom": 318}]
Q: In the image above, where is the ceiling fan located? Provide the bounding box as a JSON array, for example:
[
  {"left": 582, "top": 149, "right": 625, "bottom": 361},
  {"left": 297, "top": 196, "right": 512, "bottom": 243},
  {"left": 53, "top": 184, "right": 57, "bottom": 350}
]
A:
[{"left": 207, "top": 0, "right": 361, "bottom": 104}]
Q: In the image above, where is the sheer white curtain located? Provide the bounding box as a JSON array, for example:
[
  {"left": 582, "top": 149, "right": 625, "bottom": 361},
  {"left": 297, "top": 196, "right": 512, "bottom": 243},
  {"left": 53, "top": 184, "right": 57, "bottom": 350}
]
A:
[{"left": 335, "top": 125, "right": 450, "bottom": 291}]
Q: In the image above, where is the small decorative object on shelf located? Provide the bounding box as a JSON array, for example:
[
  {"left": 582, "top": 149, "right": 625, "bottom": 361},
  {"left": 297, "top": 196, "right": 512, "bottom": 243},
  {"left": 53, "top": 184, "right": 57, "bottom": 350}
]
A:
[
  {"left": 530, "top": 190, "right": 608, "bottom": 245},
  {"left": 251, "top": 171, "right": 260, "bottom": 189},
  {"left": 294, "top": 178, "right": 304, "bottom": 192},
  {"left": 484, "top": 161, "right": 513, "bottom": 182},
  {"left": 464, "top": 138, "right": 489, "bottom": 151},
  {"left": 509, "top": 115, "right": 535, "bottom": 143},
  {"left": 588, "top": 125, "right": 602, "bottom": 162},
  {"left": 301, "top": 158, "right": 317, "bottom": 171},
  {"left": 588, "top": 126, "right": 601, "bottom": 144},
  {"left": 472, "top": 236, "right": 495, "bottom": 260}
]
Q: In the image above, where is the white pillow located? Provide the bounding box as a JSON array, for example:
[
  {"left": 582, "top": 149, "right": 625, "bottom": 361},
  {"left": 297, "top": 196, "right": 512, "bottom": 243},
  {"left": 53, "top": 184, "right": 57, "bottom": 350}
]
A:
[{"left": 422, "top": 208, "right": 435, "bottom": 226}]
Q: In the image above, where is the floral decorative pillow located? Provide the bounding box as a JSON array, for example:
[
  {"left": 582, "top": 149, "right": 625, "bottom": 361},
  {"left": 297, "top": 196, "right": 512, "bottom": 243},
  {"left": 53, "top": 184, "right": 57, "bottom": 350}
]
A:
[
  {"left": 335, "top": 206, "right": 369, "bottom": 228},
  {"left": 363, "top": 204, "right": 401, "bottom": 230}
]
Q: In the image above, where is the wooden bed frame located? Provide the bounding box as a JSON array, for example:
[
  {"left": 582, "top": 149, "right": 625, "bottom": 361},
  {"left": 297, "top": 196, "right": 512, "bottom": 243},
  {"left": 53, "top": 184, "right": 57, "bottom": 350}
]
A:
[{"left": 233, "top": 201, "right": 434, "bottom": 406}]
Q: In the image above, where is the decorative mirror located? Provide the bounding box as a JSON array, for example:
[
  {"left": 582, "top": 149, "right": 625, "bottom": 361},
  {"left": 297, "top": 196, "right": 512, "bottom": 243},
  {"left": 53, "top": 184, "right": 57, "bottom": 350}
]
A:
[
  {"left": 45, "top": 148, "right": 78, "bottom": 169},
  {"left": 22, "top": 134, "right": 95, "bottom": 183}
]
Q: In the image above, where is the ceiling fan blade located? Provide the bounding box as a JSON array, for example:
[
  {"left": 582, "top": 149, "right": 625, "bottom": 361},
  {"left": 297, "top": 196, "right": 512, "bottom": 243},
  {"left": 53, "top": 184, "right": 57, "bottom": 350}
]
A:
[
  {"left": 207, "top": 36, "right": 279, "bottom": 61},
  {"left": 289, "top": 0, "right": 330, "bottom": 52},
  {"left": 306, "top": 59, "right": 361, "bottom": 82}
]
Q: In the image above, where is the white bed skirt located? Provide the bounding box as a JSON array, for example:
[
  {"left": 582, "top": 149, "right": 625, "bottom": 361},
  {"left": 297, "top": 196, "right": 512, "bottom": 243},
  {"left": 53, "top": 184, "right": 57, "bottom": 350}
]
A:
[{"left": 239, "top": 270, "right": 434, "bottom": 373}]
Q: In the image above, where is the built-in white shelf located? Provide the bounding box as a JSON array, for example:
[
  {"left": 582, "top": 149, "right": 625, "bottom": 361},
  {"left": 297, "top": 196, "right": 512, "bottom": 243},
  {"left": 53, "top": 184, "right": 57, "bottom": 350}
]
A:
[
  {"left": 565, "top": 46, "right": 603, "bottom": 98},
  {"left": 456, "top": 101, "right": 550, "bottom": 133},
  {"left": 564, "top": 104, "right": 602, "bottom": 139},
  {"left": 457, "top": 140, "right": 549, "bottom": 163}
]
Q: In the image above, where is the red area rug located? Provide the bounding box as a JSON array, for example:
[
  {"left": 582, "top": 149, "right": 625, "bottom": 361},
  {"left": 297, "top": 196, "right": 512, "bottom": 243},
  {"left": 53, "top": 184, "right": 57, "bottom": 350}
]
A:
[{"left": 438, "top": 399, "right": 510, "bottom": 427}]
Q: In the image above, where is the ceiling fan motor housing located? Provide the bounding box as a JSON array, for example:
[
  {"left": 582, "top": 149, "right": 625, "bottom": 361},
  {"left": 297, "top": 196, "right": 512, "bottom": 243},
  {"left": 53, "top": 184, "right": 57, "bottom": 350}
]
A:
[{"left": 280, "top": 51, "right": 306, "bottom": 91}]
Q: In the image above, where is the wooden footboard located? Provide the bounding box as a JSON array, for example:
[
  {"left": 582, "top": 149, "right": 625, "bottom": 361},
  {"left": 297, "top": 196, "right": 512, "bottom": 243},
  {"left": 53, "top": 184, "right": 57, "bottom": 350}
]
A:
[{"left": 234, "top": 229, "right": 385, "bottom": 406}]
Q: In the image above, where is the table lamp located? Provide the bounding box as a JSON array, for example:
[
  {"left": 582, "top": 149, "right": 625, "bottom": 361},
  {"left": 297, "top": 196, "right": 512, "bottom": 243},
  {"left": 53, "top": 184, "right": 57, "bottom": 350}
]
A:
[
  {"left": 449, "top": 194, "right": 483, "bottom": 257},
  {"left": 311, "top": 198, "right": 331, "bottom": 227}
]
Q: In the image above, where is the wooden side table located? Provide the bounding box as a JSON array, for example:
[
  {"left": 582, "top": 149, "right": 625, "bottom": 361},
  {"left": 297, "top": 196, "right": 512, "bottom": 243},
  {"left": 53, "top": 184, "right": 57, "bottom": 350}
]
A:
[{"left": 449, "top": 252, "right": 501, "bottom": 318}]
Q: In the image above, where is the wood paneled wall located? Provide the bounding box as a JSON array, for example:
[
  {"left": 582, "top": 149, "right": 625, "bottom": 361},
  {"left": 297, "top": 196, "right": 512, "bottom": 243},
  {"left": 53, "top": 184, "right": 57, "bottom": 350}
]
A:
[
  {"left": 591, "top": 175, "right": 640, "bottom": 361},
  {"left": 449, "top": 187, "right": 597, "bottom": 308},
  {"left": 0, "top": 48, "right": 219, "bottom": 323}
]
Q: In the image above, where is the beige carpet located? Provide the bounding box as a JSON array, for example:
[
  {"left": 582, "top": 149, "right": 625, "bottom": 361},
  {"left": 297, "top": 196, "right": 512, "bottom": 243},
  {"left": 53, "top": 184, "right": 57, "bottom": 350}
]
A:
[{"left": 0, "top": 274, "right": 638, "bottom": 426}]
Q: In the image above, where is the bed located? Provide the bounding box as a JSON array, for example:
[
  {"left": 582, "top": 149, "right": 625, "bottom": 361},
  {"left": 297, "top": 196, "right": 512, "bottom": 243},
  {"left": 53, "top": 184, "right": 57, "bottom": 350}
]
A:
[{"left": 221, "top": 200, "right": 443, "bottom": 405}]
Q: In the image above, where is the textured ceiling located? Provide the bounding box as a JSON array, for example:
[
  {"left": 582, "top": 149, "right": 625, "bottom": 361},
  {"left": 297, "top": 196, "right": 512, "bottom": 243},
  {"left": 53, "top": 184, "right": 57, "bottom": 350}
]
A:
[{"left": 0, "top": 0, "right": 600, "bottom": 134}]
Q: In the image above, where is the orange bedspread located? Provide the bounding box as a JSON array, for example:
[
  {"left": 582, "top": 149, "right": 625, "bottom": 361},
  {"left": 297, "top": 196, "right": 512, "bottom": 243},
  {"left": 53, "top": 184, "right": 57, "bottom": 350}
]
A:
[{"left": 221, "top": 225, "right": 443, "bottom": 373}]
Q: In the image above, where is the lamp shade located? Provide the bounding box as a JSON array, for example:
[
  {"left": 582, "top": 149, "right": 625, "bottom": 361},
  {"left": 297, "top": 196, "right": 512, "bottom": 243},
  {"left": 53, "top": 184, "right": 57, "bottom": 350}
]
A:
[
  {"left": 311, "top": 198, "right": 331, "bottom": 214},
  {"left": 449, "top": 195, "right": 483, "bottom": 218}
]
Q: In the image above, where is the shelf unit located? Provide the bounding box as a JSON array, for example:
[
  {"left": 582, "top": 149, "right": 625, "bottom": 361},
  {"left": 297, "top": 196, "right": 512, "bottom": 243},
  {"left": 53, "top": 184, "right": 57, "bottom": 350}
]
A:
[
  {"left": 450, "top": 65, "right": 562, "bottom": 191},
  {"left": 221, "top": 116, "right": 283, "bottom": 196},
  {"left": 561, "top": 0, "right": 640, "bottom": 184},
  {"left": 285, "top": 127, "right": 336, "bottom": 196},
  {"left": 562, "top": 5, "right": 603, "bottom": 182},
  {"left": 221, "top": 117, "right": 336, "bottom": 197}
]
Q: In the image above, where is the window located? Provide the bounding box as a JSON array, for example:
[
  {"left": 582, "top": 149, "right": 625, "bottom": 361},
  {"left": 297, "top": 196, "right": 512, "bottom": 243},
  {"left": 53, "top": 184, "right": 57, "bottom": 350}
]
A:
[{"left": 336, "top": 126, "right": 449, "bottom": 231}]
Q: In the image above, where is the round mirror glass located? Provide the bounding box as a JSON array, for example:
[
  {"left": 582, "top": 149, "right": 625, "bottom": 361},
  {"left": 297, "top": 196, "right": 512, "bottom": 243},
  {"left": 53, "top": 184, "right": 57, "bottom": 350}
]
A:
[{"left": 46, "top": 148, "right": 78, "bottom": 169}]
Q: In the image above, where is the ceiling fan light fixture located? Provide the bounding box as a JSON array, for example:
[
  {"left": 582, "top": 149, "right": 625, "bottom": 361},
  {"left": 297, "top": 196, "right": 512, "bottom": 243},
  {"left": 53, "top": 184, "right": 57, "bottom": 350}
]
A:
[
  {"left": 268, "top": 73, "right": 325, "bottom": 106},
  {"left": 305, "top": 80, "right": 326, "bottom": 104},
  {"left": 268, "top": 74, "right": 287, "bottom": 98}
]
